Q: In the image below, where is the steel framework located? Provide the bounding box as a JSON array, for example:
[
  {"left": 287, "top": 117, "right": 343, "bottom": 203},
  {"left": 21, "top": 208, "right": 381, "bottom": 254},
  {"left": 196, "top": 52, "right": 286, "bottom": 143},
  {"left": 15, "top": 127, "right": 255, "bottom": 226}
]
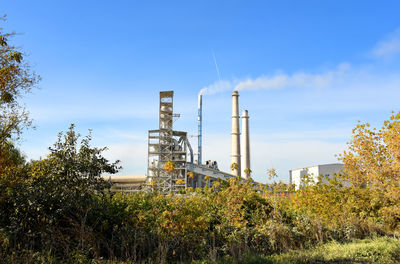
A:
[{"left": 146, "top": 91, "right": 191, "bottom": 193}]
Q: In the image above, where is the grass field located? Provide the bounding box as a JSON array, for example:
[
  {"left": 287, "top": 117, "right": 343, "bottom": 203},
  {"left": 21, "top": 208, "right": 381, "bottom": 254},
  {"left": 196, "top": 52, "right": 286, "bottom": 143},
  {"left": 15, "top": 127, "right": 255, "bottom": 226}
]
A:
[
  {"left": 189, "top": 236, "right": 400, "bottom": 264},
  {"left": 267, "top": 236, "right": 400, "bottom": 264}
]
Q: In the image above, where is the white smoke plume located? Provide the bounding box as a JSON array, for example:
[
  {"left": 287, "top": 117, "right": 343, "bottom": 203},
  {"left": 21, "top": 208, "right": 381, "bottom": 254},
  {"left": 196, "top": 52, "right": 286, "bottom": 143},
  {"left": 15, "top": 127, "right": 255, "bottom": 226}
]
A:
[
  {"left": 235, "top": 63, "right": 350, "bottom": 91},
  {"left": 199, "top": 80, "right": 232, "bottom": 95},
  {"left": 199, "top": 63, "right": 351, "bottom": 95}
]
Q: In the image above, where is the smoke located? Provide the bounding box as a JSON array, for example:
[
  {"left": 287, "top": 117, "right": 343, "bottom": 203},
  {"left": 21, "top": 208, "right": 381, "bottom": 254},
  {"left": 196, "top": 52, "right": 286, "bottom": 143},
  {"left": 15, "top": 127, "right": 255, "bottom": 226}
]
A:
[
  {"left": 199, "top": 63, "right": 351, "bottom": 95},
  {"left": 199, "top": 80, "right": 232, "bottom": 95},
  {"left": 235, "top": 74, "right": 289, "bottom": 91},
  {"left": 235, "top": 63, "right": 350, "bottom": 91}
]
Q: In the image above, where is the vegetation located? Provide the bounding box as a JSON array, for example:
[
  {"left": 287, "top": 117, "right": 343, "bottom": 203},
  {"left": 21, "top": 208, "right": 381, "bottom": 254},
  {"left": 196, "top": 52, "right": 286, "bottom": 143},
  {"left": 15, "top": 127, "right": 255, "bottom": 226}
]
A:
[
  {"left": 190, "top": 237, "right": 400, "bottom": 263},
  {"left": 268, "top": 236, "right": 400, "bottom": 264},
  {"left": 1, "top": 19, "right": 400, "bottom": 263},
  {"left": 2, "top": 149, "right": 400, "bottom": 263},
  {"left": 0, "top": 16, "right": 39, "bottom": 145}
]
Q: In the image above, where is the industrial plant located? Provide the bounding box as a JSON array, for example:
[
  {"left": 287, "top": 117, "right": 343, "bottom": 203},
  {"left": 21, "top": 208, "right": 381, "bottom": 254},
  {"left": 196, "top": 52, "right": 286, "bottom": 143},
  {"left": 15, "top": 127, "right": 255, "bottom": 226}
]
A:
[
  {"left": 103, "top": 89, "right": 347, "bottom": 193},
  {"left": 107, "top": 90, "right": 253, "bottom": 193}
]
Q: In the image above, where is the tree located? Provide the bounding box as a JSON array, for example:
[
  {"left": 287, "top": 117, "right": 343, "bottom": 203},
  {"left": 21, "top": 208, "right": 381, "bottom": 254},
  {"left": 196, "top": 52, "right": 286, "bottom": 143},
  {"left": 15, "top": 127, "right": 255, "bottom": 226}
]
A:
[
  {"left": 267, "top": 167, "right": 277, "bottom": 181},
  {"left": 338, "top": 111, "right": 400, "bottom": 227},
  {"left": 0, "top": 140, "right": 25, "bottom": 169},
  {"left": 0, "top": 124, "right": 121, "bottom": 256},
  {"left": 244, "top": 167, "right": 252, "bottom": 178},
  {"left": 41, "top": 124, "right": 121, "bottom": 192},
  {"left": 0, "top": 17, "right": 39, "bottom": 170},
  {"left": 231, "top": 162, "right": 238, "bottom": 172},
  {"left": 338, "top": 112, "right": 400, "bottom": 186}
]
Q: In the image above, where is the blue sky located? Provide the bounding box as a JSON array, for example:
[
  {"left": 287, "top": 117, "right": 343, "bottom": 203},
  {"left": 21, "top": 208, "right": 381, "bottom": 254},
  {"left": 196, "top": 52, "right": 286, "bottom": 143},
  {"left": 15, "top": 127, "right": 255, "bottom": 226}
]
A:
[{"left": 3, "top": 0, "right": 400, "bottom": 182}]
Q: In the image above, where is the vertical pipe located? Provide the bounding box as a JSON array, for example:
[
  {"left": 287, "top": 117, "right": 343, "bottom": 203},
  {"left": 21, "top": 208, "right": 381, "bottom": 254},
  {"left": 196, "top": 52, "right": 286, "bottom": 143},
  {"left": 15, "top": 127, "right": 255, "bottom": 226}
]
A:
[
  {"left": 242, "top": 110, "right": 250, "bottom": 178},
  {"left": 231, "top": 90, "right": 241, "bottom": 177},
  {"left": 198, "top": 93, "right": 202, "bottom": 165}
]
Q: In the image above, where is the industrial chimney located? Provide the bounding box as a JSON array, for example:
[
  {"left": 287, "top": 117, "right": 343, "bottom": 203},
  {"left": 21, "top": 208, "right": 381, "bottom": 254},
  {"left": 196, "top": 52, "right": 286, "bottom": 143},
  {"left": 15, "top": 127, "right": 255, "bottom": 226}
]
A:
[
  {"left": 231, "top": 90, "right": 241, "bottom": 177},
  {"left": 242, "top": 110, "right": 250, "bottom": 178},
  {"left": 198, "top": 93, "right": 202, "bottom": 165}
]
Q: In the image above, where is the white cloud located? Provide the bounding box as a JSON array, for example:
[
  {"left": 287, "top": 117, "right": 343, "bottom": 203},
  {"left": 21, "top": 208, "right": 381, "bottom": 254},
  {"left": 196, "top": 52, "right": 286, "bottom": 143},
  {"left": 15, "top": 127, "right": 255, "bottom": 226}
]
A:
[
  {"left": 371, "top": 28, "right": 400, "bottom": 60},
  {"left": 102, "top": 141, "right": 148, "bottom": 176}
]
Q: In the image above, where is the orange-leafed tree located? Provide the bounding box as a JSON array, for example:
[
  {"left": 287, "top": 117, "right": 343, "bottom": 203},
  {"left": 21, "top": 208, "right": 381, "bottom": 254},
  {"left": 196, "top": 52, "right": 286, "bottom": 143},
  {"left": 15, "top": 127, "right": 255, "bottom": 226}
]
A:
[
  {"left": 338, "top": 112, "right": 400, "bottom": 187},
  {"left": 338, "top": 111, "right": 400, "bottom": 228}
]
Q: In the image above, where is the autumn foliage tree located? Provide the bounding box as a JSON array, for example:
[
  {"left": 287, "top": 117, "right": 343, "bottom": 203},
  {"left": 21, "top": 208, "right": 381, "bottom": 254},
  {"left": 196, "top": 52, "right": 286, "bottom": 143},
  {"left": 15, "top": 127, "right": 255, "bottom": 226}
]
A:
[
  {"left": 339, "top": 116, "right": 399, "bottom": 186},
  {"left": 337, "top": 111, "right": 400, "bottom": 229},
  {"left": 0, "top": 17, "right": 39, "bottom": 173}
]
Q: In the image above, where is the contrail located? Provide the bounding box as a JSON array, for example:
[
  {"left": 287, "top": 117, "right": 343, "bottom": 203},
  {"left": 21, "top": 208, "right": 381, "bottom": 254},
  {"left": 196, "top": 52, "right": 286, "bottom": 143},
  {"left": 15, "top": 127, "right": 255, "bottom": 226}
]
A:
[
  {"left": 212, "top": 50, "right": 221, "bottom": 82},
  {"left": 200, "top": 50, "right": 226, "bottom": 95}
]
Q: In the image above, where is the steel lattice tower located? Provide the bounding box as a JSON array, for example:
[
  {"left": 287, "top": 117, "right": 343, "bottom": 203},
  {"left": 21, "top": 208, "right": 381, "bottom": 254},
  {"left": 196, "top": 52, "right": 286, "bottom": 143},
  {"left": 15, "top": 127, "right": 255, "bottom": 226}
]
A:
[{"left": 146, "top": 91, "right": 188, "bottom": 193}]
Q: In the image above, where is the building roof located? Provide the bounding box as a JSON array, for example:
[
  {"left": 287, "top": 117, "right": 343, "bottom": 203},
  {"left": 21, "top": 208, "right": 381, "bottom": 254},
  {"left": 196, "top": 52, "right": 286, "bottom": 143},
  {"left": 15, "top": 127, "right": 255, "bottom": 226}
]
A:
[
  {"left": 289, "top": 163, "right": 343, "bottom": 172},
  {"left": 103, "top": 175, "right": 146, "bottom": 183}
]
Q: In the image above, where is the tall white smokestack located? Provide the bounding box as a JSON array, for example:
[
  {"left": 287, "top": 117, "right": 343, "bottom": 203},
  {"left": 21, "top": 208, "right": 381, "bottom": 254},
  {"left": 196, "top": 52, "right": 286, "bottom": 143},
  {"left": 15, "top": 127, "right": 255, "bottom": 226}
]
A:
[
  {"left": 198, "top": 93, "right": 202, "bottom": 165},
  {"left": 242, "top": 110, "right": 250, "bottom": 178},
  {"left": 231, "top": 90, "right": 241, "bottom": 177}
]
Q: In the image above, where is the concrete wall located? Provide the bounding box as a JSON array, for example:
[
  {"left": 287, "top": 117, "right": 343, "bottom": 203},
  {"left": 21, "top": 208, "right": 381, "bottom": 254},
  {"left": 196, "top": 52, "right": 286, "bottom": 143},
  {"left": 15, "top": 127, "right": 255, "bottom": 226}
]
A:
[
  {"left": 318, "top": 164, "right": 344, "bottom": 184},
  {"left": 290, "top": 163, "right": 344, "bottom": 190}
]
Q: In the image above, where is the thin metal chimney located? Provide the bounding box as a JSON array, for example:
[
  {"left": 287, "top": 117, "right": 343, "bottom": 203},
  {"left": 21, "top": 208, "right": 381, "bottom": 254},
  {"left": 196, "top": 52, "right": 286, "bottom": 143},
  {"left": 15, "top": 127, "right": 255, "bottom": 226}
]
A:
[
  {"left": 242, "top": 110, "right": 250, "bottom": 178},
  {"left": 231, "top": 90, "right": 241, "bottom": 177},
  {"left": 197, "top": 93, "right": 202, "bottom": 165}
]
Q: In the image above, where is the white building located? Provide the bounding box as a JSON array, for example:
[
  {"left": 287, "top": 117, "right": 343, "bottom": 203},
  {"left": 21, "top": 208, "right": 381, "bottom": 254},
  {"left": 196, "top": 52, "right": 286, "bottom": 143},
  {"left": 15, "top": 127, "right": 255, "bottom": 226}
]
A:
[{"left": 289, "top": 163, "right": 344, "bottom": 190}]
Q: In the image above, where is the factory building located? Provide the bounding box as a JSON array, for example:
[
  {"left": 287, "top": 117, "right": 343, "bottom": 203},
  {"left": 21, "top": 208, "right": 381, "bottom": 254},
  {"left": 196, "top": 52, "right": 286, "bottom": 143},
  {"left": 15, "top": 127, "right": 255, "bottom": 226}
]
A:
[
  {"left": 106, "top": 89, "right": 253, "bottom": 193},
  {"left": 289, "top": 163, "right": 344, "bottom": 190},
  {"left": 145, "top": 90, "right": 249, "bottom": 194},
  {"left": 105, "top": 90, "right": 345, "bottom": 194},
  {"left": 103, "top": 175, "right": 146, "bottom": 192}
]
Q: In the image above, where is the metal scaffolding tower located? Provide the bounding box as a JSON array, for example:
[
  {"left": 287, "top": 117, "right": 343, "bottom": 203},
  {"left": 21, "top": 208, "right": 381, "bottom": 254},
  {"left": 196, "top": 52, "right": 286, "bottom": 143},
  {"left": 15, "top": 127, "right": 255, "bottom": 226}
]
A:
[{"left": 146, "top": 91, "right": 191, "bottom": 193}]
